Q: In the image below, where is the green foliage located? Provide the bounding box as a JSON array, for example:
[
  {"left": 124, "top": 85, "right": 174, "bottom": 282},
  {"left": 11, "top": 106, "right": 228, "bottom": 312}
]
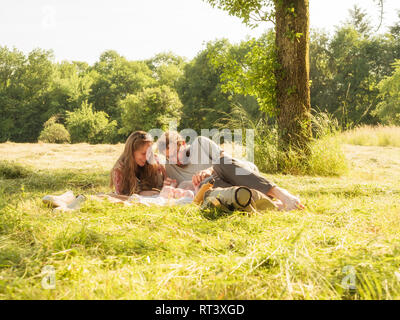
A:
[
  {"left": 177, "top": 39, "right": 260, "bottom": 131},
  {"left": 89, "top": 50, "right": 156, "bottom": 122},
  {"left": 0, "top": 47, "right": 55, "bottom": 142},
  {"left": 119, "top": 85, "right": 183, "bottom": 134},
  {"left": 215, "top": 104, "right": 347, "bottom": 176},
  {"left": 2, "top": 3, "right": 400, "bottom": 144},
  {"left": 346, "top": 5, "right": 373, "bottom": 37},
  {"left": 146, "top": 52, "right": 187, "bottom": 89},
  {"left": 208, "top": 31, "right": 277, "bottom": 116},
  {"left": 373, "top": 60, "right": 400, "bottom": 125},
  {"left": 310, "top": 8, "right": 400, "bottom": 128},
  {"left": 66, "top": 101, "right": 118, "bottom": 144},
  {"left": 48, "top": 61, "right": 95, "bottom": 115},
  {"left": 38, "top": 116, "right": 71, "bottom": 144},
  {"left": 204, "top": 0, "right": 274, "bottom": 28}
]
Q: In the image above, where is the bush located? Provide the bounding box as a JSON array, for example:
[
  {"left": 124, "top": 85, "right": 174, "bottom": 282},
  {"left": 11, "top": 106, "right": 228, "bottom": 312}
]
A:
[
  {"left": 119, "top": 85, "right": 182, "bottom": 134},
  {"left": 66, "top": 101, "right": 118, "bottom": 144},
  {"left": 307, "top": 136, "right": 348, "bottom": 176},
  {"left": 38, "top": 116, "right": 71, "bottom": 143},
  {"left": 373, "top": 60, "right": 400, "bottom": 125},
  {"left": 215, "top": 104, "right": 348, "bottom": 176},
  {"left": 256, "top": 131, "right": 348, "bottom": 177}
]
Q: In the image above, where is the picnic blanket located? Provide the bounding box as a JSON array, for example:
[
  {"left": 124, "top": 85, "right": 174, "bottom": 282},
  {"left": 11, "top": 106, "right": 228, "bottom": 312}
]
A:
[{"left": 92, "top": 193, "right": 193, "bottom": 207}]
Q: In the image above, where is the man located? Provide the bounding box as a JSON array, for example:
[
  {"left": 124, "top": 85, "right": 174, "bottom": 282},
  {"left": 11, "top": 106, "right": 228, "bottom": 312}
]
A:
[{"left": 157, "top": 131, "right": 304, "bottom": 211}]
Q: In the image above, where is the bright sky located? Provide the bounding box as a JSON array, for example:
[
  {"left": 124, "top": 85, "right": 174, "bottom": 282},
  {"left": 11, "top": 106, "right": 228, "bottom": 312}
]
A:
[{"left": 0, "top": 0, "right": 399, "bottom": 64}]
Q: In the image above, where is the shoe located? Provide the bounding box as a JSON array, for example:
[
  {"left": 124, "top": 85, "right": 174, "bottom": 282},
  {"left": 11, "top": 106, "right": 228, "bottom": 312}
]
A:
[
  {"left": 54, "top": 195, "right": 86, "bottom": 212},
  {"left": 202, "top": 186, "right": 252, "bottom": 212},
  {"left": 42, "top": 190, "right": 75, "bottom": 208},
  {"left": 193, "top": 182, "right": 214, "bottom": 205},
  {"left": 246, "top": 189, "right": 278, "bottom": 212},
  {"left": 201, "top": 187, "right": 278, "bottom": 213}
]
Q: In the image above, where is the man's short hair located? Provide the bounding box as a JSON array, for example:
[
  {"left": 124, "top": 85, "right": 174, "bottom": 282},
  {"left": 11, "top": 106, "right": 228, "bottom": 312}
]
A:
[{"left": 157, "top": 131, "right": 185, "bottom": 154}]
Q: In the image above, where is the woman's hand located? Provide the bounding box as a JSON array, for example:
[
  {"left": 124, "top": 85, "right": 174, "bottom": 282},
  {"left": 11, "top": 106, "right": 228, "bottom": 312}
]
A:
[{"left": 192, "top": 168, "right": 213, "bottom": 187}]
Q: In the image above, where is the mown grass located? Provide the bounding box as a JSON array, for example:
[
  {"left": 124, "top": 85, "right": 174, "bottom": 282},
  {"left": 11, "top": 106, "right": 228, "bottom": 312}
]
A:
[
  {"left": 0, "top": 141, "right": 400, "bottom": 299},
  {"left": 341, "top": 125, "right": 400, "bottom": 147}
]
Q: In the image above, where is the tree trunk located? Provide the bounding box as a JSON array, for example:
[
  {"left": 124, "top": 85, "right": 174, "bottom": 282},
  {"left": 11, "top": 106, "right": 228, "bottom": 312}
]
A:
[{"left": 274, "top": 0, "right": 312, "bottom": 152}]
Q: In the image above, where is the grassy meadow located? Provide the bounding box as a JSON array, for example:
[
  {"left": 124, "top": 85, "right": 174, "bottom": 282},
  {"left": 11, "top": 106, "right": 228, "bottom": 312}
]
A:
[
  {"left": 341, "top": 125, "right": 400, "bottom": 148},
  {"left": 1, "top": 128, "right": 400, "bottom": 299}
]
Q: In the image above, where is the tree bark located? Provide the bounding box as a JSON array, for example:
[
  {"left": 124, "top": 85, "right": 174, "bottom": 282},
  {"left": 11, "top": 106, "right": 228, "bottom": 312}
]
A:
[{"left": 274, "top": 0, "right": 312, "bottom": 152}]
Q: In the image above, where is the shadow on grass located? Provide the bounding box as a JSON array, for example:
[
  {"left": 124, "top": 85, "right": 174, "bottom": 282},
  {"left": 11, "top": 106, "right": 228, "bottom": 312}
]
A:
[
  {"left": 199, "top": 206, "right": 253, "bottom": 221},
  {"left": 0, "top": 161, "right": 31, "bottom": 179},
  {"left": 54, "top": 225, "right": 162, "bottom": 257},
  {"left": 0, "top": 160, "right": 109, "bottom": 197}
]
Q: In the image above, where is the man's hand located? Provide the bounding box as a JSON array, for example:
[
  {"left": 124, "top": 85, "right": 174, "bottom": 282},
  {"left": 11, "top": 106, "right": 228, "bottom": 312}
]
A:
[
  {"left": 192, "top": 168, "right": 213, "bottom": 187},
  {"left": 163, "top": 177, "right": 177, "bottom": 188}
]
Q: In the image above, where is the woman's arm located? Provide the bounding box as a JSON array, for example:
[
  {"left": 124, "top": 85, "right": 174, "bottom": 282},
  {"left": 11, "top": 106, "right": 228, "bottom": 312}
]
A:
[
  {"left": 111, "top": 168, "right": 123, "bottom": 195},
  {"left": 154, "top": 153, "right": 177, "bottom": 187}
]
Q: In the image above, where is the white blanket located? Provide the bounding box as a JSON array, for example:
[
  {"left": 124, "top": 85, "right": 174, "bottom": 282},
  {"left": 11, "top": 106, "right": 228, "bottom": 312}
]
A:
[
  {"left": 92, "top": 193, "right": 193, "bottom": 207},
  {"left": 128, "top": 194, "right": 193, "bottom": 207}
]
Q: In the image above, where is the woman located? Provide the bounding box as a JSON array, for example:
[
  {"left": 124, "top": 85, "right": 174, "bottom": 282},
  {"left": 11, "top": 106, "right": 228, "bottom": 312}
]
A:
[{"left": 110, "top": 131, "right": 165, "bottom": 197}]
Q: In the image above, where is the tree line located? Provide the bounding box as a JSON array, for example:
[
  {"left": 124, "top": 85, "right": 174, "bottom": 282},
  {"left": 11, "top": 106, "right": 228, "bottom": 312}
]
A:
[{"left": 1, "top": 5, "right": 399, "bottom": 144}]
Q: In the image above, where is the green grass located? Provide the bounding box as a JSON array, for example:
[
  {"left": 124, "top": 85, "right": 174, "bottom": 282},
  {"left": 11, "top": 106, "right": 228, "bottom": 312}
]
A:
[{"left": 1, "top": 142, "right": 400, "bottom": 299}]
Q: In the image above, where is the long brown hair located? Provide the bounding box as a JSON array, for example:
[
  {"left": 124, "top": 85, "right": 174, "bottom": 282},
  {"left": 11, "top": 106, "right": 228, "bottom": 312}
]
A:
[{"left": 110, "top": 131, "right": 163, "bottom": 195}]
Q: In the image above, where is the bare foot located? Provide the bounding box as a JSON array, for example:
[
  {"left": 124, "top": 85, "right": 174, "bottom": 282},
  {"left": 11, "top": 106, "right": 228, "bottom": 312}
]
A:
[
  {"left": 284, "top": 196, "right": 305, "bottom": 211},
  {"left": 268, "top": 187, "right": 305, "bottom": 211}
]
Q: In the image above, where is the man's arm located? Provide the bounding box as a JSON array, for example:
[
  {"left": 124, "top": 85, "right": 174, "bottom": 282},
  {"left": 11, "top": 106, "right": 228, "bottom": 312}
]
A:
[{"left": 192, "top": 167, "right": 215, "bottom": 187}]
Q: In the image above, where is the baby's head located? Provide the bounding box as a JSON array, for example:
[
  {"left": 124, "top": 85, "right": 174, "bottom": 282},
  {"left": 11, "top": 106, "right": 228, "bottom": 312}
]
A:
[{"left": 160, "top": 185, "right": 194, "bottom": 200}]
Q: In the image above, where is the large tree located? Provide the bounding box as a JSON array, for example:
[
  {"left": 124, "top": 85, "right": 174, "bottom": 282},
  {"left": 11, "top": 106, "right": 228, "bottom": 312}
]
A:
[
  {"left": 0, "top": 47, "right": 55, "bottom": 142},
  {"left": 275, "top": 0, "right": 311, "bottom": 151},
  {"left": 89, "top": 50, "right": 156, "bottom": 122},
  {"left": 205, "top": 0, "right": 312, "bottom": 151},
  {"left": 204, "top": 0, "right": 384, "bottom": 151}
]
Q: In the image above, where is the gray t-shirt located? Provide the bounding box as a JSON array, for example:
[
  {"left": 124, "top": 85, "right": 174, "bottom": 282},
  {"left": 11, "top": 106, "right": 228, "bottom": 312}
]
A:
[
  {"left": 165, "top": 136, "right": 258, "bottom": 185},
  {"left": 165, "top": 136, "right": 221, "bottom": 185}
]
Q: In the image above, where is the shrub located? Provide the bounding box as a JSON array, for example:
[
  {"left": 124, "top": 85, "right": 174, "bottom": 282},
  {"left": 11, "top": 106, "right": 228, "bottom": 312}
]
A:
[
  {"left": 307, "top": 136, "right": 348, "bottom": 176},
  {"left": 215, "top": 104, "right": 348, "bottom": 176},
  {"left": 38, "top": 116, "right": 71, "bottom": 144},
  {"left": 373, "top": 60, "right": 400, "bottom": 125},
  {"left": 66, "top": 101, "right": 118, "bottom": 144},
  {"left": 119, "top": 85, "right": 182, "bottom": 134}
]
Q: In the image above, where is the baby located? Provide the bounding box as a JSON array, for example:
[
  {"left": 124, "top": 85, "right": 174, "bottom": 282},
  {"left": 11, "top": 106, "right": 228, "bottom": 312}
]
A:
[{"left": 159, "top": 180, "right": 195, "bottom": 200}]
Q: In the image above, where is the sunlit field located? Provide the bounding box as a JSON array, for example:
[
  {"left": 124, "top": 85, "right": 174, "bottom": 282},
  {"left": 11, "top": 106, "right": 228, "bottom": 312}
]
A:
[
  {"left": 341, "top": 125, "right": 400, "bottom": 148},
  {"left": 1, "top": 137, "right": 400, "bottom": 299}
]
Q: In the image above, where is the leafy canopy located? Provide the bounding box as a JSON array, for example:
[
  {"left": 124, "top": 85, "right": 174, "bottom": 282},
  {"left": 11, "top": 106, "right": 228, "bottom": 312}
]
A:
[
  {"left": 119, "top": 85, "right": 183, "bottom": 134},
  {"left": 66, "top": 101, "right": 118, "bottom": 144}
]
